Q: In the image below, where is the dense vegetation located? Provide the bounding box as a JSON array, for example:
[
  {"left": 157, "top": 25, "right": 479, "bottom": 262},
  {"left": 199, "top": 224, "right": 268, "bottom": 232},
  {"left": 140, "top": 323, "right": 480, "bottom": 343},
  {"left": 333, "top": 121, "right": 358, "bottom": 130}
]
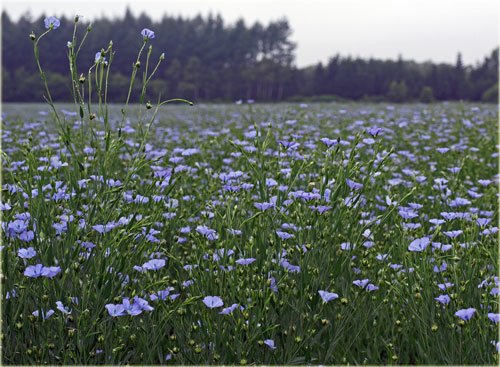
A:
[
  {"left": 3, "top": 101, "right": 499, "bottom": 364},
  {"left": 2, "top": 15, "right": 498, "bottom": 365},
  {"left": 2, "top": 10, "right": 498, "bottom": 103}
]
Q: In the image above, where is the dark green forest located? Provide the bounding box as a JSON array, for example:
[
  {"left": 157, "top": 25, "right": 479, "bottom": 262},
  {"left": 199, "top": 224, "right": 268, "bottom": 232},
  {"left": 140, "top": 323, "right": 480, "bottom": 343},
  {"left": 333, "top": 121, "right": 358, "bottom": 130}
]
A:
[{"left": 1, "top": 10, "right": 498, "bottom": 103}]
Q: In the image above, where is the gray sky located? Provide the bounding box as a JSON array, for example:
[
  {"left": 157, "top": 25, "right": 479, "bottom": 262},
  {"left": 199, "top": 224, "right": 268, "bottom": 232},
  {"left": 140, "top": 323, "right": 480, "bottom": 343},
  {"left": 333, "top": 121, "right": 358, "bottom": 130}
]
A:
[{"left": 3, "top": 0, "right": 499, "bottom": 67}]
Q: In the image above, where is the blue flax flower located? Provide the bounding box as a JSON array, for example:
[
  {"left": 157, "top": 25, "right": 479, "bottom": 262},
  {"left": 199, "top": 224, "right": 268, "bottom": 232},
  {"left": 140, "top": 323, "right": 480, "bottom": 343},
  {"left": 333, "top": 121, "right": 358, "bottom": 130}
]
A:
[
  {"left": 43, "top": 266, "right": 61, "bottom": 278},
  {"left": 455, "top": 308, "right": 476, "bottom": 321},
  {"left": 24, "top": 264, "right": 45, "bottom": 278},
  {"left": 235, "top": 258, "right": 256, "bottom": 265},
  {"left": 141, "top": 28, "right": 155, "bottom": 40},
  {"left": 219, "top": 303, "right": 240, "bottom": 315},
  {"left": 346, "top": 178, "right": 363, "bottom": 190},
  {"left": 408, "top": 237, "right": 430, "bottom": 252},
  {"left": 318, "top": 290, "right": 339, "bottom": 303},
  {"left": 18, "top": 247, "right": 36, "bottom": 259},
  {"left": 142, "top": 258, "right": 166, "bottom": 271},
  {"left": 443, "top": 230, "right": 463, "bottom": 239},
  {"left": 105, "top": 304, "right": 126, "bottom": 317},
  {"left": 434, "top": 294, "right": 451, "bottom": 305},
  {"left": 56, "top": 301, "right": 72, "bottom": 314},
  {"left": 487, "top": 313, "right": 500, "bottom": 323},
  {"left": 44, "top": 16, "right": 60, "bottom": 29},
  {"left": 276, "top": 230, "right": 294, "bottom": 240},
  {"left": 196, "top": 225, "right": 219, "bottom": 241},
  {"left": 353, "top": 279, "right": 370, "bottom": 288},
  {"left": 264, "top": 339, "right": 277, "bottom": 350},
  {"left": 32, "top": 309, "right": 55, "bottom": 320},
  {"left": 203, "top": 296, "right": 224, "bottom": 308}
]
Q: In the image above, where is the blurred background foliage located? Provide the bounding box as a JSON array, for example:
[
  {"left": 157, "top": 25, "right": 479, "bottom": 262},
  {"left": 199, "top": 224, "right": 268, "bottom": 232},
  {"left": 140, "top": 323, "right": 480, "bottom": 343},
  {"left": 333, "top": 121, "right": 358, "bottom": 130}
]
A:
[{"left": 2, "top": 9, "right": 498, "bottom": 103}]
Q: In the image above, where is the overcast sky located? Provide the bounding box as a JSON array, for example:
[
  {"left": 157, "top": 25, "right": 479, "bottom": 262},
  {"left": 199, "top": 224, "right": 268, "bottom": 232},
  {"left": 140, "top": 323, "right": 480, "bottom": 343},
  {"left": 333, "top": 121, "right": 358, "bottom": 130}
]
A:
[{"left": 3, "top": 0, "right": 499, "bottom": 67}]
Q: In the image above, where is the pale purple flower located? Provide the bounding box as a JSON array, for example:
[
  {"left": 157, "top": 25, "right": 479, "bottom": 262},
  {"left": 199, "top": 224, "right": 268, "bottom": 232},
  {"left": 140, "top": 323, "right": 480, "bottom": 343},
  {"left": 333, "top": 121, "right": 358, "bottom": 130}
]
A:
[
  {"left": 478, "top": 179, "right": 492, "bottom": 186},
  {"left": 488, "top": 313, "right": 500, "bottom": 323},
  {"left": 476, "top": 218, "right": 492, "bottom": 227},
  {"left": 276, "top": 230, "right": 294, "bottom": 240},
  {"left": 433, "top": 261, "right": 447, "bottom": 273},
  {"left": 219, "top": 303, "right": 240, "bottom": 315},
  {"left": 18, "top": 247, "right": 36, "bottom": 259},
  {"left": 196, "top": 225, "right": 219, "bottom": 241},
  {"left": 24, "top": 264, "right": 45, "bottom": 278},
  {"left": 269, "top": 276, "right": 278, "bottom": 293},
  {"left": 133, "top": 296, "right": 154, "bottom": 312},
  {"left": 254, "top": 202, "right": 275, "bottom": 211},
  {"left": 280, "top": 259, "right": 300, "bottom": 273},
  {"left": 56, "top": 301, "right": 72, "bottom": 314},
  {"left": 309, "top": 205, "right": 332, "bottom": 214},
  {"left": 437, "top": 282, "right": 454, "bottom": 291},
  {"left": 121, "top": 298, "right": 143, "bottom": 316},
  {"left": 235, "top": 258, "right": 256, "bottom": 265},
  {"left": 353, "top": 279, "right": 370, "bottom": 288},
  {"left": 455, "top": 308, "right": 476, "bottom": 321},
  {"left": 142, "top": 259, "right": 166, "bottom": 271},
  {"left": 278, "top": 140, "right": 300, "bottom": 150},
  {"left": 346, "top": 178, "right": 363, "bottom": 190},
  {"left": 264, "top": 339, "right": 276, "bottom": 350},
  {"left": 92, "top": 223, "right": 116, "bottom": 234},
  {"left": 443, "top": 230, "right": 463, "bottom": 239},
  {"left": 19, "top": 230, "right": 35, "bottom": 242},
  {"left": 141, "top": 28, "right": 155, "bottom": 40},
  {"left": 340, "top": 242, "right": 353, "bottom": 250},
  {"left": 32, "top": 309, "right": 55, "bottom": 319},
  {"left": 366, "top": 284, "right": 379, "bottom": 292},
  {"left": 434, "top": 294, "right": 451, "bottom": 305},
  {"left": 203, "top": 296, "right": 224, "bottom": 308},
  {"left": 408, "top": 237, "right": 430, "bottom": 252},
  {"left": 318, "top": 290, "right": 339, "bottom": 303},
  {"left": 44, "top": 16, "right": 60, "bottom": 29},
  {"left": 42, "top": 266, "right": 61, "bottom": 278},
  {"left": 320, "top": 137, "right": 338, "bottom": 148},
  {"left": 366, "top": 126, "right": 383, "bottom": 137},
  {"left": 105, "top": 303, "right": 126, "bottom": 317}
]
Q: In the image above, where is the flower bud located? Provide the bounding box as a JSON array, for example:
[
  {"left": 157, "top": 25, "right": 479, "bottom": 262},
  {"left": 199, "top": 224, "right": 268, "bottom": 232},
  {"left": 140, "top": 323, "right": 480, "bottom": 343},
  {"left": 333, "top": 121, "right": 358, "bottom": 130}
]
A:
[
  {"left": 160, "top": 53, "right": 165, "bottom": 60},
  {"left": 29, "top": 31, "right": 36, "bottom": 41},
  {"left": 135, "top": 61, "right": 141, "bottom": 68},
  {"left": 146, "top": 101, "right": 152, "bottom": 109}
]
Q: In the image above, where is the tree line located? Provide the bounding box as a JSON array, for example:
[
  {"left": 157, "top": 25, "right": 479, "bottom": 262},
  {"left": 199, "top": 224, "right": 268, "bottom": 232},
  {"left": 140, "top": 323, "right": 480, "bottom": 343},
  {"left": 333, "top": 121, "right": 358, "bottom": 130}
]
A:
[{"left": 2, "top": 10, "right": 498, "bottom": 103}]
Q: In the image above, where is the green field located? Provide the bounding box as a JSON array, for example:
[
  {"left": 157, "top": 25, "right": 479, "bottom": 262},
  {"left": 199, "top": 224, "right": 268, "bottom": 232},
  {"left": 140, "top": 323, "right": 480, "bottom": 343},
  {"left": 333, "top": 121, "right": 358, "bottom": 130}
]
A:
[{"left": 1, "top": 102, "right": 499, "bottom": 365}]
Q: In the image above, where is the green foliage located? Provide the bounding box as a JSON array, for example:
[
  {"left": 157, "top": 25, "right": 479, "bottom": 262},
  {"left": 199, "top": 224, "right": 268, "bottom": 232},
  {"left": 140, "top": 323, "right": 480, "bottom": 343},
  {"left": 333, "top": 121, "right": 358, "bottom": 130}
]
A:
[
  {"left": 387, "top": 80, "right": 408, "bottom": 103},
  {"left": 1, "top": 10, "right": 497, "bottom": 103},
  {"left": 481, "top": 83, "right": 498, "bottom": 103},
  {"left": 419, "top": 86, "right": 435, "bottom": 103}
]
